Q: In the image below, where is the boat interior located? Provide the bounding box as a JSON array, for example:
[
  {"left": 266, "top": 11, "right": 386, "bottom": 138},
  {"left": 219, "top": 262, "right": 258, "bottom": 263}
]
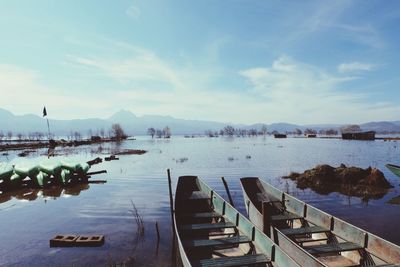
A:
[
  {"left": 240, "top": 177, "right": 400, "bottom": 267},
  {"left": 174, "top": 175, "right": 299, "bottom": 267}
]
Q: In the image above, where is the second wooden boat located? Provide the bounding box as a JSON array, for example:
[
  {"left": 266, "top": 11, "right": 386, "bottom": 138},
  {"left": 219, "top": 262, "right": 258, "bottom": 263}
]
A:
[
  {"left": 240, "top": 177, "right": 400, "bottom": 267},
  {"left": 173, "top": 175, "right": 326, "bottom": 267},
  {"left": 386, "top": 164, "right": 400, "bottom": 178}
]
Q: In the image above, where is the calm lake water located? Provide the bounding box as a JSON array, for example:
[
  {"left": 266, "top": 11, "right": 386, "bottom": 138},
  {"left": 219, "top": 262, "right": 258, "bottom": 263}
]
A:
[{"left": 1, "top": 136, "right": 400, "bottom": 266}]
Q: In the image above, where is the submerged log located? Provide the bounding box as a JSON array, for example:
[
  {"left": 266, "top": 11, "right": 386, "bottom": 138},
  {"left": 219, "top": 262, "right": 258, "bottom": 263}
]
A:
[{"left": 283, "top": 164, "right": 393, "bottom": 200}]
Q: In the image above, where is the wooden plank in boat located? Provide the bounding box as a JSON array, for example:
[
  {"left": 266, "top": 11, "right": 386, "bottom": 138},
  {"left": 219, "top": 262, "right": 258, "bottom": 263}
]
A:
[
  {"left": 193, "top": 254, "right": 270, "bottom": 267},
  {"left": 317, "top": 255, "right": 359, "bottom": 267},
  {"left": 270, "top": 213, "right": 303, "bottom": 222},
  {"left": 281, "top": 226, "right": 329, "bottom": 236},
  {"left": 180, "top": 212, "right": 221, "bottom": 219},
  {"left": 189, "top": 191, "right": 210, "bottom": 200},
  {"left": 180, "top": 222, "right": 235, "bottom": 231},
  {"left": 305, "top": 242, "right": 362, "bottom": 255},
  {"left": 183, "top": 235, "right": 251, "bottom": 248}
]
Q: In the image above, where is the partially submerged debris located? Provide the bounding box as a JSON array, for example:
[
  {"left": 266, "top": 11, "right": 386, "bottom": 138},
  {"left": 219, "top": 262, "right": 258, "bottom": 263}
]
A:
[
  {"left": 87, "top": 157, "right": 102, "bottom": 165},
  {"left": 114, "top": 149, "right": 146, "bottom": 155},
  {"left": 283, "top": 164, "right": 393, "bottom": 200},
  {"left": 175, "top": 157, "right": 188, "bottom": 163},
  {"left": 387, "top": 195, "right": 400, "bottom": 205},
  {"left": 105, "top": 155, "right": 119, "bottom": 161}
]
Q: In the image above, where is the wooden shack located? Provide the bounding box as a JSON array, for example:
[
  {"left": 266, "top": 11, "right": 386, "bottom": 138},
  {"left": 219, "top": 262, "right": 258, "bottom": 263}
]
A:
[{"left": 342, "top": 131, "right": 375, "bottom": 140}]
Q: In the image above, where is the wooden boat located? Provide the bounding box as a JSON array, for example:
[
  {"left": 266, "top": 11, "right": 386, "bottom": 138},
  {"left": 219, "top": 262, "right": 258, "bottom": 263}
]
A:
[
  {"left": 386, "top": 164, "right": 400, "bottom": 178},
  {"left": 240, "top": 177, "right": 400, "bottom": 267},
  {"left": 173, "top": 175, "right": 326, "bottom": 267}
]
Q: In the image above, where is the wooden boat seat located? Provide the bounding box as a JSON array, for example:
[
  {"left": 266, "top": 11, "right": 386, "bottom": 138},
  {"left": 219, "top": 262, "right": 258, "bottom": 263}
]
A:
[
  {"left": 189, "top": 191, "right": 210, "bottom": 200},
  {"left": 181, "top": 222, "right": 235, "bottom": 231},
  {"left": 305, "top": 241, "right": 363, "bottom": 255},
  {"left": 180, "top": 212, "right": 221, "bottom": 219},
  {"left": 193, "top": 254, "right": 270, "bottom": 267},
  {"left": 183, "top": 235, "right": 251, "bottom": 248},
  {"left": 256, "top": 193, "right": 270, "bottom": 202},
  {"left": 270, "top": 213, "right": 303, "bottom": 222},
  {"left": 374, "top": 264, "right": 400, "bottom": 267},
  {"left": 281, "top": 226, "right": 329, "bottom": 236}
]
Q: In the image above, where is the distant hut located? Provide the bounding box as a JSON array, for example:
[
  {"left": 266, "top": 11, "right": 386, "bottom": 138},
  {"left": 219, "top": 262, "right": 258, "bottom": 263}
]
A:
[
  {"left": 342, "top": 131, "right": 375, "bottom": 141},
  {"left": 274, "top": 134, "right": 287, "bottom": 138},
  {"left": 306, "top": 134, "right": 317, "bottom": 138}
]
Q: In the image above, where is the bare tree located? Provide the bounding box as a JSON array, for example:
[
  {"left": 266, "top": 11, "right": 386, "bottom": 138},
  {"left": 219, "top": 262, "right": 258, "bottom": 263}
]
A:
[
  {"left": 326, "top": 129, "right": 338, "bottom": 135},
  {"left": 163, "top": 126, "right": 171, "bottom": 138},
  {"left": 100, "top": 128, "right": 105, "bottom": 139},
  {"left": 156, "top": 129, "right": 163, "bottom": 138},
  {"left": 7, "top": 131, "right": 12, "bottom": 141},
  {"left": 261, "top": 125, "right": 267, "bottom": 136},
  {"left": 304, "top": 128, "right": 317, "bottom": 135},
  {"left": 88, "top": 129, "right": 93, "bottom": 139},
  {"left": 17, "top": 133, "right": 23, "bottom": 140},
  {"left": 205, "top": 130, "right": 215, "bottom": 137},
  {"left": 74, "top": 131, "right": 82, "bottom": 141},
  {"left": 223, "top": 125, "right": 235, "bottom": 136},
  {"left": 111, "top": 123, "right": 127, "bottom": 140},
  {"left": 294, "top": 128, "right": 302, "bottom": 135},
  {"left": 249, "top": 129, "right": 258, "bottom": 137},
  {"left": 340, "top": 124, "right": 361, "bottom": 133},
  {"left": 147, "top": 127, "right": 156, "bottom": 138},
  {"left": 0, "top": 131, "right": 4, "bottom": 141}
]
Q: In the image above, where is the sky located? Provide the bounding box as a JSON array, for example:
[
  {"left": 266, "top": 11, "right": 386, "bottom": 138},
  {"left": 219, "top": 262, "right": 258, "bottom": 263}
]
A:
[{"left": 0, "top": 0, "right": 399, "bottom": 124}]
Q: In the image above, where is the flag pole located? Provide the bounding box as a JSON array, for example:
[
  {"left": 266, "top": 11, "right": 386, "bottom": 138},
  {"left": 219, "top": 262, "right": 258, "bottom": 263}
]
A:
[
  {"left": 43, "top": 106, "right": 51, "bottom": 140},
  {"left": 46, "top": 117, "right": 51, "bottom": 140}
]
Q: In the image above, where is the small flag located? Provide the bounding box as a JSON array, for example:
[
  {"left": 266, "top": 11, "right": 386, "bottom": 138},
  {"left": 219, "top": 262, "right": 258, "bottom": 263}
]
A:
[{"left": 43, "top": 106, "right": 47, "bottom": 117}]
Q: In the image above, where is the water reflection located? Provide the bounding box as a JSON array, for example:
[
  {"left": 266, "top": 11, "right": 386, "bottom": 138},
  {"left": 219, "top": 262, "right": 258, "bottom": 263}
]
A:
[
  {"left": 1, "top": 136, "right": 400, "bottom": 266},
  {"left": 0, "top": 184, "right": 90, "bottom": 203}
]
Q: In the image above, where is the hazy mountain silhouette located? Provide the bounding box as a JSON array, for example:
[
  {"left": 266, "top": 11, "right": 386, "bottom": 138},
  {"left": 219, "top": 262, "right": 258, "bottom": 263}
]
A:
[{"left": 0, "top": 108, "right": 399, "bottom": 136}]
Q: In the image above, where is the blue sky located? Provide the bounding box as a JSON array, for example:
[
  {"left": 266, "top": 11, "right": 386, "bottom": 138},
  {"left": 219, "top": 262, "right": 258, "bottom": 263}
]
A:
[{"left": 0, "top": 0, "right": 399, "bottom": 124}]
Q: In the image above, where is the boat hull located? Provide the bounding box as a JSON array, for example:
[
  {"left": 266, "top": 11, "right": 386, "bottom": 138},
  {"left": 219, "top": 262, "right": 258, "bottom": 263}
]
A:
[
  {"left": 386, "top": 164, "right": 400, "bottom": 178},
  {"left": 240, "top": 177, "right": 400, "bottom": 266}
]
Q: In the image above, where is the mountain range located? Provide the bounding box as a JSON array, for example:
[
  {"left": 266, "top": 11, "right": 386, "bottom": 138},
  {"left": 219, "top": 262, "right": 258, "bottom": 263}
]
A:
[{"left": 0, "top": 108, "right": 399, "bottom": 136}]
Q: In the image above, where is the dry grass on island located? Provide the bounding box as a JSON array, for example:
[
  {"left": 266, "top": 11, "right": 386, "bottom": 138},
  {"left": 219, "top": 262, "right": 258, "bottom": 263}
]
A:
[{"left": 283, "top": 164, "right": 393, "bottom": 201}]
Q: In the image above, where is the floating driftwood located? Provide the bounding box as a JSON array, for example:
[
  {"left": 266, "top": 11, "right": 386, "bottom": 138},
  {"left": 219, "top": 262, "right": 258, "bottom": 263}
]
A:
[
  {"left": 114, "top": 149, "right": 146, "bottom": 155},
  {"left": 283, "top": 164, "right": 393, "bottom": 200},
  {"left": 105, "top": 155, "right": 119, "bottom": 161}
]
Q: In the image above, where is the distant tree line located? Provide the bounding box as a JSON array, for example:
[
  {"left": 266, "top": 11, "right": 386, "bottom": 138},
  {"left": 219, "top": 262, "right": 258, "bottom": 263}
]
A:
[
  {"left": 0, "top": 123, "right": 128, "bottom": 143},
  {"left": 202, "top": 124, "right": 341, "bottom": 138},
  {"left": 147, "top": 126, "right": 171, "bottom": 139}
]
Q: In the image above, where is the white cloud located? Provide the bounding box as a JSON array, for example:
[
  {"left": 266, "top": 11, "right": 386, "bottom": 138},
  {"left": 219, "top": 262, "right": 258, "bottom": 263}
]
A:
[
  {"left": 70, "top": 45, "right": 397, "bottom": 123},
  {"left": 0, "top": 64, "right": 110, "bottom": 119},
  {"left": 126, "top": 4, "right": 141, "bottom": 19},
  {"left": 239, "top": 56, "right": 399, "bottom": 123},
  {"left": 338, "top": 61, "right": 376, "bottom": 73}
]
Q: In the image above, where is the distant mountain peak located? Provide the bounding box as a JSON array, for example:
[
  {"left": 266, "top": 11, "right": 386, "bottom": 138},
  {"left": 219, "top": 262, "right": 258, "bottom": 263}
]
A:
[{"left": 108, "top": 109, "right": 137, "bottom": 121}]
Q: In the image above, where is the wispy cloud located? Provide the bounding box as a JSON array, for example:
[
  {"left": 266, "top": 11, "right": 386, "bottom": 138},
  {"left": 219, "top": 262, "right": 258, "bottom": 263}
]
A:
[
  {"left": 338, "top": 61, "right": 376, "bottom": 73},
  {"left": 0, "top": 64, "right": 110, "bottom": 119},
  {"left": 126, "top": 3, "right": 141, "bottom": 19},
  {"left": 239, "top": 56, "right": 399, "bottom": 123}
]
